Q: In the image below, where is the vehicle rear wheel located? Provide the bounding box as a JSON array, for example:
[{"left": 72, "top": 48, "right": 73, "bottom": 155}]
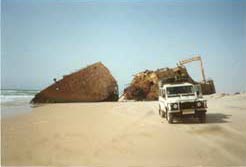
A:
[
  {"left": 167, "top": 112, "right": 173, "bottom": 124},
  {"left": 199, "top": 112, "right": 206, "bottom": 123}
]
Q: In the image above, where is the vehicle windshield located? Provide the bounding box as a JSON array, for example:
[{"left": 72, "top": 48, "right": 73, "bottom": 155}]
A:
[{"left": 166, "top": 86, "right": 194, "bottom": 97}]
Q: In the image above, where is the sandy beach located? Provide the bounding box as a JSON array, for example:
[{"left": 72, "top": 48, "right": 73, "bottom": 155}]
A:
[{"left": 1, "top": 93, "right": 246, "bottom": 166}]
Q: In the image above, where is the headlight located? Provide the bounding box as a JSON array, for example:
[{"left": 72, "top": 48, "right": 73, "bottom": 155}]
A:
[
  {"left": 171, "top": 103, "right": 178, "bottom": 110},
  {"left": 173, "top": 103, "right": 178, "bottom": 109},
  {"left": 197, "top": 102, "right": 202, "bottom": 107}
]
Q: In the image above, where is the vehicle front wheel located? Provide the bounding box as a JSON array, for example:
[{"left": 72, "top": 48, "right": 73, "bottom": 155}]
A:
[
  {"left": 199, "top": 112, "right": 206, "bottom": 123},
  {"left": 161, "top": 111, "right": 166, "bottom": 118},
  {"left": 159, "top": 105, "right": 166, "bottom": 118},
  {"left": 167, "top": 112, "right": 173, "bottom": 124}
]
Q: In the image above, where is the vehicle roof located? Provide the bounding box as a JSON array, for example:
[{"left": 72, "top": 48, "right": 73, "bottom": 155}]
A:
[{"left": 160, "top": 82, "right": 193, "bottom": 89}]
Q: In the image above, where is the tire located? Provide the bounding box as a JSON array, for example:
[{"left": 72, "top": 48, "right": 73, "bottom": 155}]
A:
[
  {"left": 199, "top": 112, "right": 206, "bottom": 123},
  {"left": 159, "top": 105, "right": 166, "bottom": 118},
  {"left": 161, "top": 111, "right": 166, "bottom": 118},
  {"left": 167, "top": 112, "right": 173, "bottom": 124}
]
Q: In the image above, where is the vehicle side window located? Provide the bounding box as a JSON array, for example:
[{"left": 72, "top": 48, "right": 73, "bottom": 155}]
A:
[
  {"left": 162, "top": 89, "right": 166, "bottom": 98},
  {"left": 194, "top": 85, "right": 202, "bottom": 96}
]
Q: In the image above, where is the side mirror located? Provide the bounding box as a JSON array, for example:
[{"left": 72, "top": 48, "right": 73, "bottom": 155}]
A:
[{"left": 162, "top": 90, "right": 166, "bottom": 98}]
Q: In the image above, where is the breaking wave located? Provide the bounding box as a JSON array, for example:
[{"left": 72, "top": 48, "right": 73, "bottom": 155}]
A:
[{"left": 0, "top": 89, "right": 39, "bottom": 104}]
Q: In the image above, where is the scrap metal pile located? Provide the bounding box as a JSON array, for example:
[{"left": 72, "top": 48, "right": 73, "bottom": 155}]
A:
[
  {"left": 123, "top": 56, "right": 216, "bottom": 101},
  {"left": 123, "top": 66, "right": 197, "bottom": 101}
]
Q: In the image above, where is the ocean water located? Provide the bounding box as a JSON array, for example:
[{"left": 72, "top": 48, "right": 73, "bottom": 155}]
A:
[{"left": 0, "top": 89, "right": 39, "bottom": 118}]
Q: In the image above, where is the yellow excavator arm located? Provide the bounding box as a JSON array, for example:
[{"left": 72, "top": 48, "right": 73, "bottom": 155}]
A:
[{"left": 178, "top": 55, "right": 206, "bottom": 83}]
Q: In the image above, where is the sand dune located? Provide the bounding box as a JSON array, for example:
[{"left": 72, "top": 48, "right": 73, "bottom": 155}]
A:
[{"left": 1, "top": 94, "right": 246, "bottom": 166}]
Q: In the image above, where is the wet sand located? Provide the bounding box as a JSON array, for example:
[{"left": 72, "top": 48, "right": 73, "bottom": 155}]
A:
[{"left": 1, "top": 94, "right": 246, "bottom": 166}]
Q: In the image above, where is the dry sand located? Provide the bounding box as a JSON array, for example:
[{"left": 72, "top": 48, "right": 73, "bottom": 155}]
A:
[{"left": 1, "top": 94, "right": 246, "bottom": 166}]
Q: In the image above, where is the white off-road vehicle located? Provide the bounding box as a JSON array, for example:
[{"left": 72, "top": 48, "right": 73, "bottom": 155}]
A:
[{"left": 158, "top": 82, "right": 207, "bottom": 123}]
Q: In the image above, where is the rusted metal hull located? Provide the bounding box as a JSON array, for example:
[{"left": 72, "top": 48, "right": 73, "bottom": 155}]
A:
[{"left": 31, "top": 62, "right": 118, "bottom": 103}]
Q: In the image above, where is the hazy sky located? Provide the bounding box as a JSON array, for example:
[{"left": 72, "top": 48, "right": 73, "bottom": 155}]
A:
[{"left": 1, "top": 0, "right": 246, "bottom": 93}]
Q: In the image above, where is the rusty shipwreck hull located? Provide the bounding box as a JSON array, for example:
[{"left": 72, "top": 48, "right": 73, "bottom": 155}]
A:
[
  {"left": 124, "top": 66, "right": 215, "bottom": 101},
  {"left": 31, "top": 62, "right": 118, "bottom": 103}
]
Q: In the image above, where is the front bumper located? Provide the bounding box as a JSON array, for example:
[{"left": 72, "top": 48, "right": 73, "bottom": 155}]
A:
[
  {"left": 169, "top": 108, "right": 207, "bottom": 114},
  {"left": 169, "top": 101, "right": 207, "bottom": 114}
]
